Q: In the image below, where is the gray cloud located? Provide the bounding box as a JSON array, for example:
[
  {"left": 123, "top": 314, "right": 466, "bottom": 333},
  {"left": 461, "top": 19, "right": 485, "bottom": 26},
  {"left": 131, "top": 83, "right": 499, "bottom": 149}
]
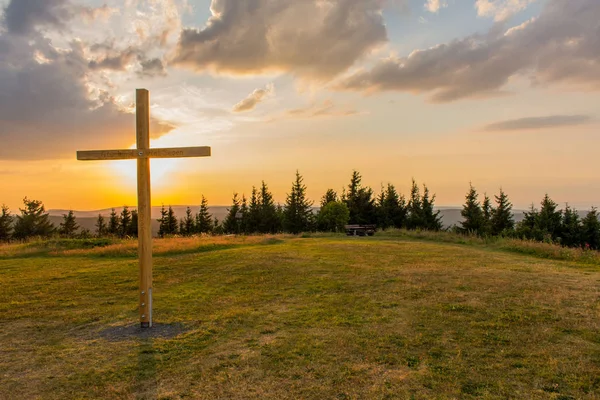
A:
[
  {"left": 232, "top": 84, "right": 274, "bottom": 113},
  {"left": 172, "top": 0, "right": 394, "bottom": 80},
  {"left": 3, "top": 0, "right": 71, "bottom": 35},
  {"left": 483, "top": 115, "right": 593, "bottom": 132},
  {"left": 139, "top": 58, "right": 167, "bottom": 77},
  {"left": 0, "top": 0, "right": 173, "bottom": 160},
  {"left": 336, "top": 0, "right": 600, "bottom": 102},
  {"left": 88, "top": 41, "right": 168, "bottom": 76}
]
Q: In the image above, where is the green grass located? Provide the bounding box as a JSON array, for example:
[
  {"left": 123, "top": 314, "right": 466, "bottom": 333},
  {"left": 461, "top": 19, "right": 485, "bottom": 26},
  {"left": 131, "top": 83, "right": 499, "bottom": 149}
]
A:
[{"left": 1, "top": 234, "right": 599, "bottom": 399}]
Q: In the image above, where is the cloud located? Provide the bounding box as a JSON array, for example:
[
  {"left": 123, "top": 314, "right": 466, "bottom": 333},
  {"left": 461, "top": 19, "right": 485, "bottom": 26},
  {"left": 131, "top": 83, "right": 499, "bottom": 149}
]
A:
[
  {"left": 139, "top": 58, "right": 167, "bottom": 77},
  {"left": 482, "top": 115, "right": 593, "bottom": 132},
  {"left": 285, "top": 100, "right": 359, "bottom": 119},
  {"left": 475, "top": 0, "right": 537, "bottom": 21},
  {"left": 78, "top": 4, "right": 118, "bottom": 22},
  {"left": 2, "top": 0, "right": 115, "bottom": 35},
  {"left": 425, "top": 0, "right": 447, "bottom": 13},
  {"left": 87, "top": 39, "right": 170, "bottom": 76},
  {"left": 2, "top": 0, "right": 70, "bottom": 35},
  {"left": 232, "top": 84, "right": 275, "bottom": 113},
  {"left": 0, "top": 0, "right": 174, "bottom": 160},
  {"left": 336, "top": 0, "right": 600, "bottom": 102},
  {"left": 172, "top": 0, "right": 396, "bottom": 80},
  {"left": 88, "top": 48, "right": 138, "bottom": 71}
]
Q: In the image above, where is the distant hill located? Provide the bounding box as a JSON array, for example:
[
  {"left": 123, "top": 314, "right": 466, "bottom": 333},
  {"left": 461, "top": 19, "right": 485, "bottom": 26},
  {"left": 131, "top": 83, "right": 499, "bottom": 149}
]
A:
[
  {"left": 49, "top": 206, "right": 232, "bottom": 237},
  {"left": 48, "top": 206, "right": 594, "bottom": 236},
  {"left": 48, "top": 206, "right": 231, "bottom": 221}
]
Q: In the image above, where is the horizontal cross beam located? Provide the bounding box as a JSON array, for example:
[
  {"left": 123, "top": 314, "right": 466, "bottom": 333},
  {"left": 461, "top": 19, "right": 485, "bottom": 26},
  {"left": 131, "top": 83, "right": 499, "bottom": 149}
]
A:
[{"left": 77, "top": 146, "right": 211, "bottom": 161}]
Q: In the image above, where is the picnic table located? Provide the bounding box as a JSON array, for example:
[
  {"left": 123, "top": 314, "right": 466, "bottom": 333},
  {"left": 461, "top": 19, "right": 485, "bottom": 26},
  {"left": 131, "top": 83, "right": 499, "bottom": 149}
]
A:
[{"left": 344, "top": 224, "right": 376, "bottom": 236}]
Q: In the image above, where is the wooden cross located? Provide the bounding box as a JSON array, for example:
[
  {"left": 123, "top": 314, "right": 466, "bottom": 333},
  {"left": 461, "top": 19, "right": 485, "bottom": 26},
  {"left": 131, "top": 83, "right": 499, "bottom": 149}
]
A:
[{"left": 77, "top": 89, "right": 211, "bottom": 328}]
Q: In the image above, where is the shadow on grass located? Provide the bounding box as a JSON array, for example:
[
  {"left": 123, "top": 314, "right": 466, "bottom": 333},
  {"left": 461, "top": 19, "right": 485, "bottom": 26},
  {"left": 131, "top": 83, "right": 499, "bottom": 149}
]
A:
[
  {"left": 98, "top": 323, "right": 188, "bottom": 399},
  {"left": 99, "top": 322, "right": 187, "bottom": 342},
  {"left": 136, "top": 338, "right": 158, "bottom": 400}
]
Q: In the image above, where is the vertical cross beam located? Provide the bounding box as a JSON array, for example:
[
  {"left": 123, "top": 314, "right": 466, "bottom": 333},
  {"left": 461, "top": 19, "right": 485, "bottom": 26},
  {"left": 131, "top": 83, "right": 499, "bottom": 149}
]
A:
[
  {"left": 136, "top": 89, "right": 153, "bottom": 328},
  {"left": 77, "top": 88, "right": 211, "bottom": 329}
]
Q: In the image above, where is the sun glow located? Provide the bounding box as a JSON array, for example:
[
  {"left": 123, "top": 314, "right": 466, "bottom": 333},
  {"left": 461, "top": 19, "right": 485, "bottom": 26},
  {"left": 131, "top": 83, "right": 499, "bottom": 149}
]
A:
[
  {"left": 110, "top": 158, "right": 182, "bottom": 187},
  {"left": 108, "top": 137, "right": 186, "bottom": 189}
]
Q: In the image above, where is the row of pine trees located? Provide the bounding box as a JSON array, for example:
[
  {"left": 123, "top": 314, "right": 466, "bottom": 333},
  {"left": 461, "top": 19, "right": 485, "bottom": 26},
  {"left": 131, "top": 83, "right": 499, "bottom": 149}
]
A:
[
  {"left": 1, "top": 171, "right": 600, "bottom": 250},
  {"left": 218, "top": 171, "right": 443, "bottom": 235},
  {"left": 459, "top": 184, "right": 600, "bottom": 249},
  {"left": 0, "top": 171, "right": 441, "bottom": 240},
  {"left": 0, "top": 200, "right": 140, "bottom": 240}
]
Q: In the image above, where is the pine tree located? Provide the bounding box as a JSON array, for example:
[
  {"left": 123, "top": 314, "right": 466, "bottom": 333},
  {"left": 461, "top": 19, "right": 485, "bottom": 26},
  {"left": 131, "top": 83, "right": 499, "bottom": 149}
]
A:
[
  {"left": 213, "top": 218, "right": 224, "bottom": 235},
  {"left": 181, "top": 207, "right": 194, "bottom": 236},
  {"left": 344, "top": 171, "right": 376, "bottom": 225},
  {"left": 380, "top": 184, "right": 407, "bottom": 229},
  {"left": 345, "top": 170, "right": 362, "bottom": 224},
  {"left": 0, "top": 205, "right": 13, "bottom": 242},
  {"left": 120, "top": 206, "right": 132, "bottom": 238},
  {"left": 538, "top": 194, "right": 562, "bottom": 242},
  {"left": 108, "top": 208, "right": 120, "bottom": 236},
  {"left": 491, "top": 188, "right": 514, "bottom": 236},
  {"left": 406, "top": 179, "right": 423, "bottom": 230},
  {"left": 95, "top": 214, "right": 107, "bottom": 237},
  {"left": 223, "top": 193, "right": 241, "bottom": 234},
  {"left": 422, "top": 184, "right": 443, "bottom": 231},
  {"left": 460, "top": 183, "right": 484, "bottom": 235},
  {"left": 376, "top": 185, "right": 388, "bottom": 229},
  {"left": 393, "top": 193, "right": 408, "bottom": 229},
  {"left": 376, "top": 186, "right": 387, "bottom": 229},
  {"left": 259, "top": 181, "right": 280, "bottom": 233},
  {"left": 12, "top": 198, "right": 55, "bottom": 240},
  {"left": 179, "top": 219, "right": 185, "bottom": 235},
  {"left": 481, "top": 194, "right": 493, "bottom": 236},
  {"left": 196, "top": 196, "right": 213, "bottom": 234},
  {"left": 561, "top": 205, "right": 582, "bottom": 248},
  {"left": 516, "top": 203, "right": 539, "bottom": 240},
  {"left": 128, "top": 210, "right": 138, "bottom": 237},
  {"left": 240, "top": 195, "right": 249, "bottom": 234},
  {"left": 277, "top": 203, "right": 285, "bottom": 232},
  {"left": 248, "top": 187, "right": 261, "bottom": 234},
  {"left": 58, "top": 210, "right": 79, "bottom": 238},
  {"left": 167, "top": 206, "right": 178, "bottom": 235},
  {"left": 321, "top": 189, "right": 338, "bottom": 208},
  {"left": 348, "top": 171, "right": 361, "bottom": 201},
  {"left": 158, "top": 205, "right": 168, "bottom": 238},
  {"left": 356, "top": 187, "right": 376, "bottom": 225},
  {"left": 581, "top": 208, "right": 600, "bottom": 250},
  {"left": 283, "top": 171, "right": 314, "bottom": 234}
]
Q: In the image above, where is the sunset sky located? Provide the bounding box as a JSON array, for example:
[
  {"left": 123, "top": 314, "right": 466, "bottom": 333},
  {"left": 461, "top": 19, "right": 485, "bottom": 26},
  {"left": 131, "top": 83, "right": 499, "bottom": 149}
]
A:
[{"left": 1, "top": 0, "right": 599, "bottom": 211}]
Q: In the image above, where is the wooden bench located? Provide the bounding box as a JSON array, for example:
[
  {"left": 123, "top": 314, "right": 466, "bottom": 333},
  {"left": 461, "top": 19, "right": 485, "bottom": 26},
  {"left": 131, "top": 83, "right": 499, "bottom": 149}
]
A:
[{"left": 344, "top": 224, "right": 376, "bottom": 236}]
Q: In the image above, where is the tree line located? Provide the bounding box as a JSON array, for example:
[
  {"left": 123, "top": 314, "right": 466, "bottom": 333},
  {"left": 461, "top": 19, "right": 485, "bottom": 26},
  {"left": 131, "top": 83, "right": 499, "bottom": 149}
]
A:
[
  {"left": 0, "top": 198, "right": 142, "bottom": 241},
  {"left": 0, "top": 171, "right": 442, "bottom": 241},
  {"left": 218, "top": 171, "right": 443, "bottom": 235},
  {"left": 458, "top": 184, "right": 600, "bottom": 250},
  {"left": 1, "top": 172, "right": 599, "bottom": 251}
]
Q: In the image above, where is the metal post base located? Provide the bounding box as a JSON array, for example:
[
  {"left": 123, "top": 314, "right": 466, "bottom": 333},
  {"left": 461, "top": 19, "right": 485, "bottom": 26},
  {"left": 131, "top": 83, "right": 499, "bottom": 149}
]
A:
[{"left": 141, "top": 322, "right": 151, "bottom": 329}]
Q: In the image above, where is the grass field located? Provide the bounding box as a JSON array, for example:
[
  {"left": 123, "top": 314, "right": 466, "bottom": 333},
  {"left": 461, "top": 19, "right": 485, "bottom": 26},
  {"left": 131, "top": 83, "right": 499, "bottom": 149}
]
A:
[{"left": 0, "top": 234, "right": 599, "bottom": 399}]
